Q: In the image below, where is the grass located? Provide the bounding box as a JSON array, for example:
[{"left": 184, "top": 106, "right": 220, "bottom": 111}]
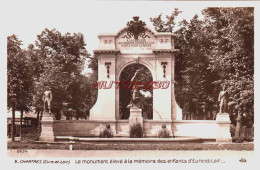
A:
[
  {"left": 8, "top": 139, "right": 254, "bottom": 151},
  {"left": 8, "top": 141, "right": 254, "bottom": 150}
]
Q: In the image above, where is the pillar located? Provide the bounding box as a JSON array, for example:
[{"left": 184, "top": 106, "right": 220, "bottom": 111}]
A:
[
  {"left": 39, "top": 112, "right": 55, "bottom": 142},
  {"left": 216, "top": 113, "right": 232, "bottom": 142}
]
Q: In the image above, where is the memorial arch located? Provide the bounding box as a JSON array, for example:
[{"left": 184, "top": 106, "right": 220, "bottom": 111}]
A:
[
  {"left": 87, "top": 16, "right": 182, "bottom": 135},
  {"left": 51, "top": 17, "right": 232, "bottom": 142}
]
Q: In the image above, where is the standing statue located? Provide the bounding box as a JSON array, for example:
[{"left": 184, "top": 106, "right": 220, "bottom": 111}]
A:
[
  {"left": 218, "top": 85, "right": 229, "bottom": 113},
  {"left": 128, "top": 69, "right": 142, "bottom": 108},
  {"left": 43, "top": 88, "right": 52, "bottom": 114}
]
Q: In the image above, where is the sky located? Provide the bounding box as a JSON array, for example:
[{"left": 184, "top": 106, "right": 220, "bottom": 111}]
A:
[
  {"left": 1, "top": 0, "right": 206, "bottom": 53},
  {"left": 1, "top": 0, "right": 258, "bottom": 74},
  {"left": 0, "top": 0, "right": 207, "bottom": 74},
  {"left": 1, "top": 0, "right": 259, "bottom": 72}
]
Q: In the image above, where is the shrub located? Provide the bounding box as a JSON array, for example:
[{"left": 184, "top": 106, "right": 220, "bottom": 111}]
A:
[
  {"left": 55, "top": 112, "right": 61, "bottom": 120},
  {"left": 130, "top": 123, "right": 143, "bottom": 138},
  {"left": 99, "top": 124, "right": 113, "bottom": 138},
  {"left": 233, "top": 136, "right": 244, "bottom": 143},
  {"left": 158, "top": 124, "right": 170, "bottom": 138}
]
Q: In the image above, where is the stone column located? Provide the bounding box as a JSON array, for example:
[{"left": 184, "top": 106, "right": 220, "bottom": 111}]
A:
[
  {"left": 171, "top": 54, "right": 182, "bottom": 120},
  {"left": 216, "top": 113, "right": 232, "bottom": 143},
  {"left": 39, "top": 112, "right": 54, "bottom": 142},
  {"left": 152, "top": 55, "right": 172, "bottom": 120},
  {"left": 89, "top": 53, "right": 117, "bottom": 120}
]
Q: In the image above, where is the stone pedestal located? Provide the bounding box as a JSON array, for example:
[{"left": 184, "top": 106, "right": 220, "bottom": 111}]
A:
[
  {"left": 216, "top": 113, "right": 232, "bottom": 143},
  {"left": 39, "top": 112, "right": 55, "bottom": 142},
  {"left": 129, "top": 107, "right": 143, "bottom": 127}
]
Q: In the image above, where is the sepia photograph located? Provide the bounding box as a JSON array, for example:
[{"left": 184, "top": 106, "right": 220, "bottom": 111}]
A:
[{"left": 0, "top": 0, "right": 258, "bottom": 169}]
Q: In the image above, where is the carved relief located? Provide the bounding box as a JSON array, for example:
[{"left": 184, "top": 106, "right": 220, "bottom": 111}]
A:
[
  {"left": 161, "top": 62, "right": 168, "bottom": 78},
  {"left": 160, "top": 39, "right": 169, "bottom": 44},
  {"left": 105, "top": 62, "right": 111, "bottom": 78},
  {"left": 122, "top": 16, "right": 150, "bottom": 39},
  {"left": 104, "top": 39, "right": 112, "bottom": 44}
]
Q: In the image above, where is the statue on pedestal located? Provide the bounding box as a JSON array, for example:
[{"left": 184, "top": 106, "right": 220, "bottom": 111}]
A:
[
  {"left": 218, "top": 85, "right": 229, "bottom": 113},
  {"left": 43, "top": 87, "right": 52, "bottom": 114}
]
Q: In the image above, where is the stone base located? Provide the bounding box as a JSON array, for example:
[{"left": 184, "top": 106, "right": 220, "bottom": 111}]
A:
[
  {"left": 216, "top": 113, "right": 232, "bottom": 143},
  {"left": 129, "top": 107, "right": 143, "bottom": 127},
  {"left": 39, "top": 112, "right": 55, "bottom": 142}
]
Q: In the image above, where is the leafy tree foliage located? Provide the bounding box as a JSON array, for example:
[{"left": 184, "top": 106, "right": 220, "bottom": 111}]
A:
[
  {"left": 7, "top": 35, "right": 33, "bottom": 141},
  {"left": 203, "top": 8, "right": 254, "bottom": 115},
  {"left": 173, "top": 15, "right": 219, "bottom": 120},
  {"left": 150, "top": 7, "right": 254, "bottom": 125},
  {"left": 151, "top": 10, "right": 217, "bottom": 119},
  {"left": 203, "top": 8, "right": 254, "bottom": 137},
  {"left": 33, "top": 28, "right": 91, "bottom": 119},
  {"left": 150, "top": 8, "right": 182, "bottom": 33}
]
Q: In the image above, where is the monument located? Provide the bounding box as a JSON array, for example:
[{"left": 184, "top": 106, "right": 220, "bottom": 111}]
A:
[
  {"left": 39, "top": 89, "right": 54, "bottom": 142},
  {"left": 52, "top": 17, "right": 232, "bottom": 142},
  {"left": 42, "top": 88, "right": 52, "bottom": 114},
  {"left": 127, "top": 69, "right": 144, "bottom": 127},
  {"left": 218, "top": 85, "right": 228, "bottom": 113},
  {"left": 216, "top": 84, "right": 232, "bottom": 142},
  {"left": 89, "top": 16, "right": 182, "bottom": 135}
]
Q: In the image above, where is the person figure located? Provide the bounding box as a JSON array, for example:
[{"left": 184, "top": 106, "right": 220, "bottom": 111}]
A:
[
  {"left": 218, "top": 85, "right": 229, "bottom": 113},
  {"left": 128, "top": 69, "right": 142, "bottom": 108},
  {"left": 43, "top": 88, "right": 52, "bottom": 114}
]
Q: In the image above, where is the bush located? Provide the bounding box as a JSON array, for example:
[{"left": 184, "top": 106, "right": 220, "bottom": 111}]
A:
[
  {"left": 99, "top": 124, "right": 113, "bottom": 138},
  {"left": 233, "top": 136, "right": 244, "bottom": 143},
  {"left": 130, "top": 123, "right": 143, "bottom": 138},
  {"left": 55, "top": 112, "right": 61, "bottom": 120},
  {"left": 158, "top": 125, "right": 170, "bottom": 138}
]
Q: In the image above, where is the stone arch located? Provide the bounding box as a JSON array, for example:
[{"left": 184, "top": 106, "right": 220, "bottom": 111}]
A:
[
  {"left": 117, "top": 62, "right": 154, "bottom": 120},
  {"left": 116, "top": 60, "right": 157, "bottom": 82}
]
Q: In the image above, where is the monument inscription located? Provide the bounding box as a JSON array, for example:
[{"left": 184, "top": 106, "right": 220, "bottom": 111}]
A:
[
  {"left": 118, "top": 39, "right": 155, "bottom": 48},
  {"left": 116, "top": 33, "right": 156, "bottom": 52}
]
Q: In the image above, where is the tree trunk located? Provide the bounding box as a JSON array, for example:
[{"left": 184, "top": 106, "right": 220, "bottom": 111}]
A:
[
  {"left": 40, "top": 110, "right": 43, "bottom": 120},
  {"left": 20, "top": 110, "right": 24, "bottom": 140},
  {"left": 11, "top": 100, "right": 16, "bottom": 142},
  {"left": 38, "top": 111, "right": 43, "bottom": 132},
  {"left": 36, "top": 111, "right": 40, "bottom": 127},
  {"left": 235, "top": 111, "right": 242, "bottom": 138}
]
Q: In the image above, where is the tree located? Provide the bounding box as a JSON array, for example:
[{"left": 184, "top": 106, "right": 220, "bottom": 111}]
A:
[
  {"left": 151, "top": 7, "right": 254, "bottom": 125},
  {"left": 26, "top": 44, "right": 45, "bottom": 125},
  {"left": 7, "top": 35, "right": 33, "bottom": 141},
  {"left": 174, "top": 15, "right": 218, "bottom": 120},
  {"left": 203, "top": 8, "right": 254, "bottom": 138},
  {"left": 33, "top": 28, "right": 91, "bottom": 119},
  {"left": 150, "top": 8, "right": 182, "bottom": 33},
  {"left": 151, "top": 10, "right": 218, "bottom": 120}
]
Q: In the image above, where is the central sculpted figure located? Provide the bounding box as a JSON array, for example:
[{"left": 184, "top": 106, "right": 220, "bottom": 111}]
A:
[
  {"left": 43, "top": 87, "right": 52, "bottom": 114},
  {"left": 128, "top": 69, "right": 142, "bottom": 108}
]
